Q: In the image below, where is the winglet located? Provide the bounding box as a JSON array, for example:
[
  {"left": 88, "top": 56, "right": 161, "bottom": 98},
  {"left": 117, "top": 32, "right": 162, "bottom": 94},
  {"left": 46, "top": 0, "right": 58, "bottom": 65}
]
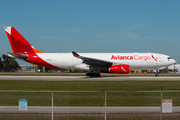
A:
[{"left": 72, "top": 51, "right": 80, "bottom": 57}]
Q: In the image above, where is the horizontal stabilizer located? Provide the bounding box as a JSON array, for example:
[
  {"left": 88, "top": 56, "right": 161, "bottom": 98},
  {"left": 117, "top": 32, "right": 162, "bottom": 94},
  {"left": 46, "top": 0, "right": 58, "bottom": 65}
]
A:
[{"left": 7, "top": 52, "right": 28, "bottom": 60}]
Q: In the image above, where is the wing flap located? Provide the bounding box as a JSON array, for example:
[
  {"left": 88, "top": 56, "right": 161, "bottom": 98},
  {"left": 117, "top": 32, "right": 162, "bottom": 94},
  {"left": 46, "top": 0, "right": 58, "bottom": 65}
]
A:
[{"left": 72, "top": 51, "right": 113, "bottom": 67}]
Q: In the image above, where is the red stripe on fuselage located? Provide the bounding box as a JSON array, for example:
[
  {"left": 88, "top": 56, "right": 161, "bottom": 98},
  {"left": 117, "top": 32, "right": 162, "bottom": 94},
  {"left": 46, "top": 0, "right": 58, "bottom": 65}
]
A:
[{"left": 25, "top": 53, "right": 64, "bottom": 70}]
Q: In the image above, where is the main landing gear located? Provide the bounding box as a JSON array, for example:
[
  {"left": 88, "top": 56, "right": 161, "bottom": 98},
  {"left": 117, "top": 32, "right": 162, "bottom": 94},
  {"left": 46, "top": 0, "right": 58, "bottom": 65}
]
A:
[{"left": 86, "top": 71, "right": 101, "bottom": 77}]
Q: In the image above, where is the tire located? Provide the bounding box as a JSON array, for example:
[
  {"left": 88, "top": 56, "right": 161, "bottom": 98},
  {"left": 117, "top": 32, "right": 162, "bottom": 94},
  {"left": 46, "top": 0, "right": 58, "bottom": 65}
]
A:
[
  {"left": 90, "top": 72, "right": 95, "bottom": 77},
  {"left": 86, "top": 72, "right": 91, "bottom": 76},
  {"left": 155, "top": 74, "right": 159, "bottom": 77},
  {"left": 96, "top": 72, "right": 101, "bottom": 77}
]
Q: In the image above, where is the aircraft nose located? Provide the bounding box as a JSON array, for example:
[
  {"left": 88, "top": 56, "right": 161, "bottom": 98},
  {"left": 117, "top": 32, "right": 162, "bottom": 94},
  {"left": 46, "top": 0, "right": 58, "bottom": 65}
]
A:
[{"left": 172, "top": 59, "right": 176, "bottom": 64}]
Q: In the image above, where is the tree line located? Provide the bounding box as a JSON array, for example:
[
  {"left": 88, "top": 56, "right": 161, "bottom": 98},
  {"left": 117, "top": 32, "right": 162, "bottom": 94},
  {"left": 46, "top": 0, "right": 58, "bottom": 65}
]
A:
[{"left": 0, "top": 54, "right": 21, "bottom": 72}]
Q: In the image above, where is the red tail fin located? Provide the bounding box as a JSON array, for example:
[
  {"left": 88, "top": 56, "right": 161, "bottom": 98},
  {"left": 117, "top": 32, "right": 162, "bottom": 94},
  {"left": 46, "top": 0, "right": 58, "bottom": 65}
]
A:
[{"left": 4, "top": 27, "right": 43, "bottom": 54}]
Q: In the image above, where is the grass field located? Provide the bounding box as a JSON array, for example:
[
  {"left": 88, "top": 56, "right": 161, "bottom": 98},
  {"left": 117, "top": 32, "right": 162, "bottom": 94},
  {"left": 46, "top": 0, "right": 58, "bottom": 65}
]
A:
[
  {"left": 0, "top": 77, "right": 180, "bottom": 120},
  {"left": 0, "top": 80, "right": 180, "bottom": 106}
]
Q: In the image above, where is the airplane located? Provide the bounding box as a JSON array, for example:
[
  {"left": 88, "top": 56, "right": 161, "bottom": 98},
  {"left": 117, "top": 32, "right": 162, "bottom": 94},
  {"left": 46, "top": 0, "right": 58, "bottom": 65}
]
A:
[{"left": 4, "top": 26, "right": 176, "bottom": 77}]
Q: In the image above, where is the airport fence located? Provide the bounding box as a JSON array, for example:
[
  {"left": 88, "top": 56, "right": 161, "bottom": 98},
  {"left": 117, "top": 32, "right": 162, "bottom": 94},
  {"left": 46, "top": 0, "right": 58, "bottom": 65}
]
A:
[{"left": 0, "top": 89, "right": 180, "bottom": 120}]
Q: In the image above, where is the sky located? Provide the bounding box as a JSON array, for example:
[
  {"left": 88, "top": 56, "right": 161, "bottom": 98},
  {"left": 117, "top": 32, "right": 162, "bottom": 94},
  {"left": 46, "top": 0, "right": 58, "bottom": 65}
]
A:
[{"left": 0, "top": 0, "right": 180, "bottom": 65}]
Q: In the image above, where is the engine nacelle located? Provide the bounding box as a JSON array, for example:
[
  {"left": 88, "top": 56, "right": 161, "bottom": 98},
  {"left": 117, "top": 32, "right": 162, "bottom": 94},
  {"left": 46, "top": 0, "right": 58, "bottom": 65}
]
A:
[{"left": 109, "top": 65, "right": 130, "bottom": 74}]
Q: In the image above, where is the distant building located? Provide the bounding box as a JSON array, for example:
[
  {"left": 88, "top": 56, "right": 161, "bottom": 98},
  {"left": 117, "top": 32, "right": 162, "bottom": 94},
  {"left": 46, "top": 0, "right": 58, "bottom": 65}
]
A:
[
  {"left": 130, "top": 69, "right": 148, "bottom": 73},
  {"left": 20, "top": 64, "right": 37, "bottom": 72},
  {"left": 168, "top": 63, "right": 180, "bottom": 73}
]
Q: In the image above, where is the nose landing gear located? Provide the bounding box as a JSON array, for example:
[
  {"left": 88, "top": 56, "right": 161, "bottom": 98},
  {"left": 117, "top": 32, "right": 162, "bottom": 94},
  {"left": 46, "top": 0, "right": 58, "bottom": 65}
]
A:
[
  {"left": 155, "top": 73, "right": 159, "bottom": 77},
  {"left": 155, "top": 70, "right": 159, "bottom": 77}
]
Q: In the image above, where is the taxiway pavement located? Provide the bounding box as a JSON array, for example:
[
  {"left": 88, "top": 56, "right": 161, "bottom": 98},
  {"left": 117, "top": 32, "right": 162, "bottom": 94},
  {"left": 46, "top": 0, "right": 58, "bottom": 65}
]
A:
[
  {"left": 1, "top": 106, "right": 180, "bottom": 113},
  {"left": 0, "top": 76, "right": 180, "bottom": 81}
]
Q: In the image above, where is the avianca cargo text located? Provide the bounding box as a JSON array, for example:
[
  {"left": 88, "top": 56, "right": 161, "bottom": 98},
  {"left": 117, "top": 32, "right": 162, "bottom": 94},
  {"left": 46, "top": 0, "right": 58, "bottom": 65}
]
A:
[{"left": 111, "top": 55, "right": 154, "bottom": 61}]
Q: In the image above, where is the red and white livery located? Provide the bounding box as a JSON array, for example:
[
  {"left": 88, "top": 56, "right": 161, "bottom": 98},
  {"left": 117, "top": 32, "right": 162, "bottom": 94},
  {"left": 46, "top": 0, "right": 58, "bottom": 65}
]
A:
[{"left": 4, "top": 27, "right": 176, "bottom": 77}]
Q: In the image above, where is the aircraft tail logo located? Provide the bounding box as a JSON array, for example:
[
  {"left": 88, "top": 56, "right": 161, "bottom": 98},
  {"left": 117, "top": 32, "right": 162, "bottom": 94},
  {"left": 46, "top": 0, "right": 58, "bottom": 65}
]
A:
[{"left": 4, "top": 27, "right": 43, "bottom": 54}]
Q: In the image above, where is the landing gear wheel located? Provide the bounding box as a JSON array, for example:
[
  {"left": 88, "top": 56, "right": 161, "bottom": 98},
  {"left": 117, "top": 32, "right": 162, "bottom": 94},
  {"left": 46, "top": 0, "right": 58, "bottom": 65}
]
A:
[
  {"left": 90, "top": 72, "right": 95, "bottom": 77},
  {"left": 86, "top": 72, "right": 91, "bottom": 76},
  {"left": 155, "top": 74, "right": 159, "bottom": 77},
  {"left": 86, "top": 71, "right": 101, "bottom": 77},
  {"left": 95, "top": 72, "right": 101, "bottom": 77}
]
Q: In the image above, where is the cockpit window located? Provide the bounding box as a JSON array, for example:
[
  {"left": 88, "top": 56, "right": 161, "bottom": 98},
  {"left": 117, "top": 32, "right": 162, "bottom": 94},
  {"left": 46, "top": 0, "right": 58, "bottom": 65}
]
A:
[{"left": 167, "top": 57, "right": 171, "bottom": 59}]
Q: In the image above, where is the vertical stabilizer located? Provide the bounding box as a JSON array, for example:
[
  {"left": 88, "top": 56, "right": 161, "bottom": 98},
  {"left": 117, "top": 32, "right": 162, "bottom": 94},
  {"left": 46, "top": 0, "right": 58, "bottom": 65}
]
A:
[{"left": 4, "top": 27, "right": 43, "bottom": 54}]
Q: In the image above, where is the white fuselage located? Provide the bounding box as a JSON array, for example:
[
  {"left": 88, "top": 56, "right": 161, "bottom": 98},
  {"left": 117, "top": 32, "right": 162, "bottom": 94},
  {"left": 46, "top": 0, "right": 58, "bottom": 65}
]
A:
[{"left": 36, "top": 53, "right": 176, "bottom": 70}]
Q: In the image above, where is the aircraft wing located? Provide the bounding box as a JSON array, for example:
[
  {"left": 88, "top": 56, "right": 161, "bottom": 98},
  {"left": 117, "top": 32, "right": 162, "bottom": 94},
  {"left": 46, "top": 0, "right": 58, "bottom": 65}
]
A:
[
  {"left": 72, "top": 51, "right": 114, "bottom": 67},
  {"left": 7, "top": 52, "right": 28, "bottom": 60}
]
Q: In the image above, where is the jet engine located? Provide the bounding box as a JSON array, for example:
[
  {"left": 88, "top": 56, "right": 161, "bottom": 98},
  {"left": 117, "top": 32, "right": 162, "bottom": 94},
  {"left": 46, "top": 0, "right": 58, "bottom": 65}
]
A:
[{"left": 109, "top": 65, "right": 130, "bottom": 74}]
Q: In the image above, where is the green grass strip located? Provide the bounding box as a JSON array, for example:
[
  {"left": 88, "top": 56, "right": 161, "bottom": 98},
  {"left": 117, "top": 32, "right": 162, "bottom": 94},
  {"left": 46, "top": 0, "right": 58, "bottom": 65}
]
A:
[{"left": 0, "top": 80, "right": 180, "bottom": 106}]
